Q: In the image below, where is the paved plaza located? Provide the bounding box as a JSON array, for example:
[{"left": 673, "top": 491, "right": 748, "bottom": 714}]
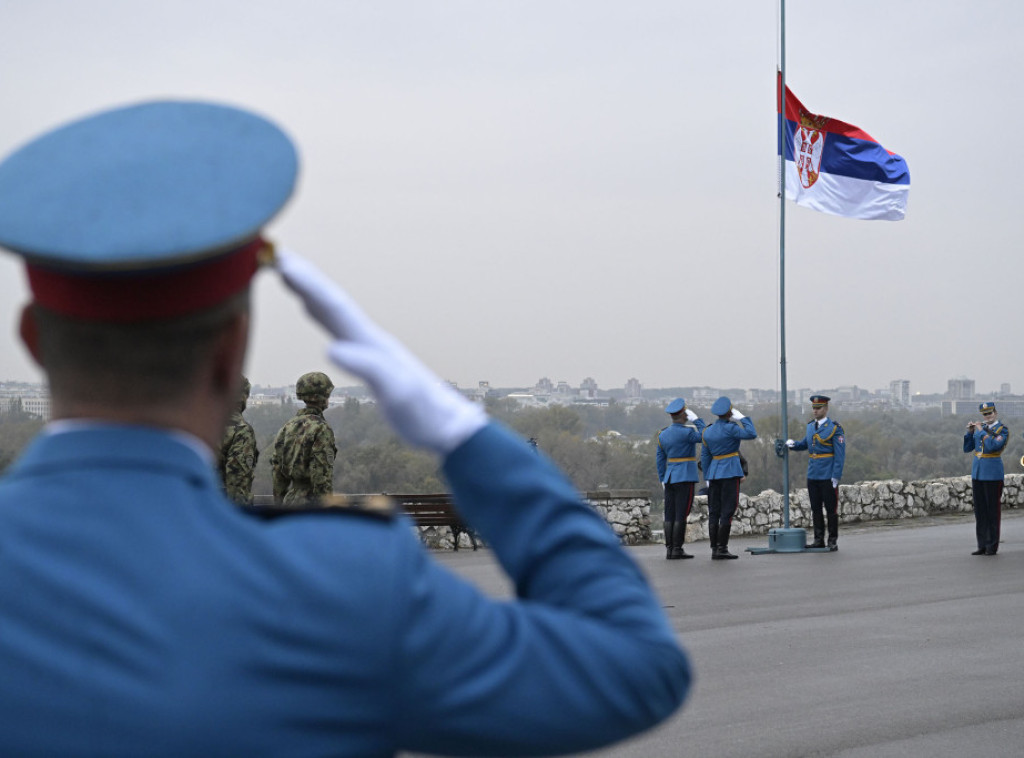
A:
[{"left": 415, "top": 511, "right": 1024, "bottom": 758}]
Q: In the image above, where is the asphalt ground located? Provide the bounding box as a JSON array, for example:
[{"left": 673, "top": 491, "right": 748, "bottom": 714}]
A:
[{"left": 413, "top": 511, "right": 1024, "bottom": 758}]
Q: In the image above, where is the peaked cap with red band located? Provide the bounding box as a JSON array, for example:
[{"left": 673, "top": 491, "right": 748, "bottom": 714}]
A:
[{"left": 0, "top": 100, "right": 298, "bottom": 321}]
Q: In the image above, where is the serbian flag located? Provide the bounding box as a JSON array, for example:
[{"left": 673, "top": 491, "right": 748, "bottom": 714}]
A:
[{"left": 778, "top": 76, "right": 909, "bottom": 221}]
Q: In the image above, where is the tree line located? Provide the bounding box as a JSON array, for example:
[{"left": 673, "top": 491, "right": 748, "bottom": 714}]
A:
[{"left": 3, "top": 400, "right": 1023, "bottom": 505}]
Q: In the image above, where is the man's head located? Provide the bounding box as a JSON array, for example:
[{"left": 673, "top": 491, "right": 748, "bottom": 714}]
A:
[
  {"left": 665, "top": 397, "right": 686, "bottom": 421},
  {"left": 979, "top": 401, "right": 996, "bottom": 421},
  {"left": 296, "top": 371, "right": 334, "bottom": 411},
  {"left": 0, "top": 101, "right": 298, "bottom": 441},
  {"left": 810, "top": 394, "right": 830, "bottom": 422},
  {"left": 711, "top": 396, "right": 732, "bottom": 420},
  {"left": 238, "top": 376, "right": 252, "bottom": 413}
]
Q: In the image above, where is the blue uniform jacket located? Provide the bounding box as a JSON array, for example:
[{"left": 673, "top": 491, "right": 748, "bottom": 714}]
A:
[
  {"left": 0, "top": 422, "right": 690, "bottom": 757},
  {"left": 699, "top": 417, "right": 757, "bottom": 480},
  {"left": 963, "top": 421, "right": 1008, "bottom": 480},
  {"left": 656, "top": 420, "right": 706, "bottom": 483},
  {"left": 790, "top": 418, "right": 846, "bottom": 480}
]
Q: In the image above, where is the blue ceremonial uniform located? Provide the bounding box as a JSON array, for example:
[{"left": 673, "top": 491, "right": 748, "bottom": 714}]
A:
[
  {"left": 963, "top": 421, "right": 1008, "bottom": 481},
  {"left": 700, "top": 417, "right": 757, "bottom": 481},
  {"left": 789, "top": 416, "right": 846, "bottom": 548},
  {"left": 700, "top": 414, "right": 757, "bottom": 558},
  {"left": 963, "top": 416, "right": 1008, "bottom": 554},
  {"left": 789, "top": 417, "right": 846, "bottom": 481},
  {"left": 657, "top": 420, "right": 706, "bottom": 484},
  {"left": 657, "top": 417, "right": 706, "bottom": 559},
  {"left": 0, "top": 422, "right": 690, "bottom": 757}
]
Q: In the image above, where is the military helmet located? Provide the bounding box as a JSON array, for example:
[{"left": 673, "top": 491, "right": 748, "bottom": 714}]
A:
[{"left": 296, "top": 371, "right": 334, "bottom": 400}]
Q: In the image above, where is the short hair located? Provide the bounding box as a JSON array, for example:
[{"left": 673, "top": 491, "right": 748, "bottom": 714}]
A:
[{"left": 32, "top": 292, "right": 249, "bottom": 408}]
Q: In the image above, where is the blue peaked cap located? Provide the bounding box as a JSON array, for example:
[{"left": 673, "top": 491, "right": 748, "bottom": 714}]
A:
[
  {"left": 0, "top": 100, "right": 298, "bottom": 271},
  {"left": 665, "top": 398, "right": 686, "bottom": 414},
  {"left": 711, "top": 396, "right": 732, "bottom": 416},
  {"left": 979, "top": 402, "right": 996, "bottom": 414}
]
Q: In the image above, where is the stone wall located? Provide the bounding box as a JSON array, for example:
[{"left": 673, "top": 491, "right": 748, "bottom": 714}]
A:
[
  {"left": 414, "top": 475, "right": 1024, "bottom": 549},
  {"left": 683, "top": 474, "right": 1024, "bottom": 542}
]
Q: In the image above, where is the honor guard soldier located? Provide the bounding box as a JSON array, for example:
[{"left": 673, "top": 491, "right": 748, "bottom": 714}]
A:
[
  {"left": 964, "top": 402, "right": 1008, "bottom": 555},
  {"left": 786, "top": 394, "right": 846, "bottom": 550},
  {"left": 0, "top": 101, "right": 690, "bottom": 756},
  {"left": 218, "top": 375, "right": 258, "bottom": 504},
  {"left": 700, "top": 396, "right": 757, "bottom": 560},
  {"left": 656, "top": 398, "right": 705, "bottom": 559}
]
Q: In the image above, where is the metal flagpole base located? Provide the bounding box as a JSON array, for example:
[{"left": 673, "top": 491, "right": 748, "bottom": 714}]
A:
[{"left": 746, "top": 527, "right": 830, "bottom": 554}]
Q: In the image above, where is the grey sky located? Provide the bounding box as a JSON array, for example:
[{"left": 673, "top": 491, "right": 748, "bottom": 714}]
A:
[{"left": 0, "top": 1, "right": 1020, "bottom": 396}]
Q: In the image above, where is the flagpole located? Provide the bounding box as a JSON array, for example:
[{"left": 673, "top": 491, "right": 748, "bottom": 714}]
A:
[
  {"left": 748, "top": 0, "right": 808, "bottom": 554},
  {"left": 779, "top": 0, "right": 791, "bottom": 529}
]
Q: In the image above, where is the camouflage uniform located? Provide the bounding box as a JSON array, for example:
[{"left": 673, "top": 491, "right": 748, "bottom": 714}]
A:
[
  {"left": 218, "top": 376, "right": 258, "bottom": 505},
  {"left": 219, "top": 410, "right": 258, "bottom": 505},
  {"left": 271, "top": 372, "right": 338, "bottom": 504}
]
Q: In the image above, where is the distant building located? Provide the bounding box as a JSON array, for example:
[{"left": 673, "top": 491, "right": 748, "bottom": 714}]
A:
[
  {"left": 624, "top": 378, "right": 643, "bottom": 399},
  {"left": 580, "top": 377, "right": 598, "bottom": 398},
  {"left": 944, "top": 399, "right": 1024, "bottom": 418},
  {"left": 890, "top": 379, "right": 911, "bottom": 408},
  {"left": 947, "top": 377, "right": 975, "bottom": 400},
  {"left": 1001, "top": 383, "right": 1012, "bottom": 396},
  {"left": 534, "top": 377, "right": 554, "bottom": 393}
]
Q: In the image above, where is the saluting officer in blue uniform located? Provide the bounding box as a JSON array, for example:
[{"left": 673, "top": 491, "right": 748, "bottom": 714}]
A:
[
  {"left": 700, "top": 396, "right": 757, "bottom": 560},
  {"left": 0, "top": 102, "right": 690, "bottom": 756},
  {"left": 963, "top": 401, "right": 1008, "bottom": 555},
  {"left": 656, "top": 398, "right": 705, "bottom": 560},
  {"left": 786, "top": 394, "right": 846, "bottom": 550}
]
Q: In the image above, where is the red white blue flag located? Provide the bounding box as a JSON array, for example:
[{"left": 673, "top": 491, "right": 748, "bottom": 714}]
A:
[{"left": 778, "top": 76, "right": 909, "bottom": 221}]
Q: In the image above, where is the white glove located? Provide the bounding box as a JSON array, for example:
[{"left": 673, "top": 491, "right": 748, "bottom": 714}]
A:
[
  {"left": 831, "top": 478, "right": 839, "bottom": 488},
  {"left": 785, "top": 439, "right": 795, "bottom": 448},
  {"left": 685, "top": 409, "right": 698, "bottom": 422},
  {"left": 731, "top": 409, "right": 745, "bottom": 420},
  {"left": 276, "top": 250, "right": 487, "bottom": 455}
]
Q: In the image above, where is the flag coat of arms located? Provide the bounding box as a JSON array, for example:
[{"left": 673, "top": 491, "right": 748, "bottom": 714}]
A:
[{"left": 778, "top": 76, "right": 910, "bottom": 221}]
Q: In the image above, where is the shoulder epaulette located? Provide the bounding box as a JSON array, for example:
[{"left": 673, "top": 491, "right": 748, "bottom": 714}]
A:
[{"left": 240, "top": 494, "right": 398, "bottom": 522}]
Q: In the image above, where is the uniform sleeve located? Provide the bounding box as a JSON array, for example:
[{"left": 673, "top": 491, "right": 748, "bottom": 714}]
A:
[
  {"left": 736, "top": 417, "right": 757, "bottom": 440},
  {"left": 656, "top": 434, "right": 667, "bottom": 482},
  {"left": 790, "top": 430, "right": 809, "bottom": 452},
  {"left": 983, "top": 425, "right": 1009, "bottom": 453},
  {"left": 393, "top": 422, "right": 691, "bottom": 756},
  {"left": 832, "top": 425, "right": 846, "bottom": 480},
  {"left": 308, "top": 426, "right": 337, "bottom": 496},
  {"left": 700, "top": 435, "right": 712, "bottom": 477},
  {"left": 223, "top": 427, "right": 256, "bottom": 503},
  {"left": 963, "top": 431, "right": 975, "bottom": 454},
  {"left": 270, "top": 431, "right": 289, "bottom": 502}
]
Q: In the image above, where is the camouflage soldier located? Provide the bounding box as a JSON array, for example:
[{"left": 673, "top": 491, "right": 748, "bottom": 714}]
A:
[
  {"left": 218, "top": 376, "right": 258, "bottom": 504},
  {"left": 271, "top": 371, "right": 338, "bottom": 503}
]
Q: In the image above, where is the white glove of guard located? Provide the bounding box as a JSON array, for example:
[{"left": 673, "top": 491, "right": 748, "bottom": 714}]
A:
[
  {"left": 685, "top": 409, "right": 698, "bottom": 422},
  {"left": 785, "top": 439, "right": 795, "bottom": 448},
  {"left": 831, "top": 478, "right": 839, "bottom": 488},
  {"left": 276, "top": 250, "right": 487, "bottom": 456},
  {"left": 731, "top": 409, "right": 745, "bottom": 420}
]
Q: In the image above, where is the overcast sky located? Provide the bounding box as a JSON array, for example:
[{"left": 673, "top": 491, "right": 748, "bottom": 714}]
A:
[{"left": 0, "top": 1, "right": 1020, "bottom": 396}]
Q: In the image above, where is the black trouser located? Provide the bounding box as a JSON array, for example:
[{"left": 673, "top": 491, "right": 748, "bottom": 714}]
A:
[
  {"left": 807, "top": 478, "right": 839, "bottom": 545},
  {"left": 663, "top": 481, "right": 695, "bottom": 550},
  {"left": 707, "top": 477, "right": 740, "bottom": 548},
  {"left": 971, "top": 478, "right": 1003, "bottom": 553}
]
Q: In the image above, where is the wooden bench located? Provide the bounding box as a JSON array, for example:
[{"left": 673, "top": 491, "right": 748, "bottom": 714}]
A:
[
  {"left": 393, "top": 493, "right": 478, "bottom": 551},
  {"left": 250, "top": 493, "right": 478, "bottom": 551}
]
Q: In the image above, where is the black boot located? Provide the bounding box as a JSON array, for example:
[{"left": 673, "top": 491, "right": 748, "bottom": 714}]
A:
[
  {"left": 664, "top": 520, "right": 675, "bottom": 559},
  {"left": 708, "top": 523, "right": 719, "bottom": 559},
  {"left": 715, "top": 524, "right": 738, "bottom": 560},
  {"left": 669, "top": 521, "right": 692, "bottom": 559}
]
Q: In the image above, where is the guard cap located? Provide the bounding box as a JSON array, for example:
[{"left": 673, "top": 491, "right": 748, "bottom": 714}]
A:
[
  {"left": 0, "top": 100, "right": 298, "bottom": 321},
  {"left": 979, "top": 401, "right": 996, "bottom": 415},
  {"left": 665, "top": 398, "right": 686, "bottom": 414},
  {"left": 810, "top": 395, "right": 830, "bottom": 408},
  {"left": 711, "top": 396, "right": 732, "bottom": 416}
]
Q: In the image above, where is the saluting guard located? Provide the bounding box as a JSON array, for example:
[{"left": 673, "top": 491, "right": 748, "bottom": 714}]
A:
[
  {"left": 700, "top": 397, "right": 757, "bottom": 560},
  {"left": 656, "top": 398, "right": 705, "bottom": 560},
  {"left": 786, "top": 394, "right": 846, "bottom": 550},
  {"left": 963, "top": 401, "right": 1008, "bottom": 555}
]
